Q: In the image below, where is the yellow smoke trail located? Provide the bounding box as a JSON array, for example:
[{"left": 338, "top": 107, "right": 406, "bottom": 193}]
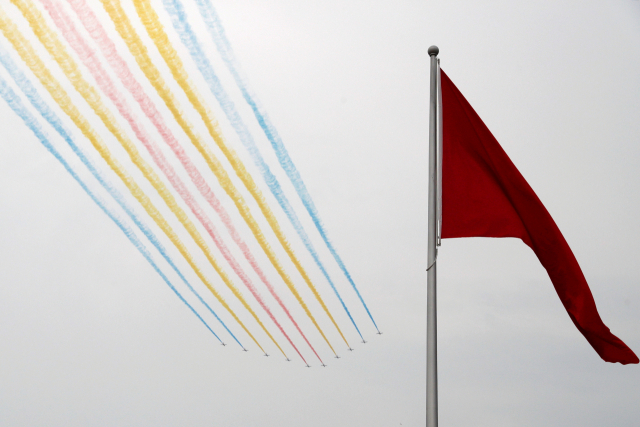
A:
[
  {"left": 99, "top": 0, "right": 341, "bottom": 354},
  {"left": 3, "top": 0, "right": 279, "bottom": 355},
  {"left": 118, "top": 0, "right": 349, "bottom": 351}
]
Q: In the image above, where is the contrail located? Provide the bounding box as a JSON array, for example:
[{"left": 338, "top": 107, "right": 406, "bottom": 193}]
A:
[
  {"left": 162, "top": 0, "right": 364, "bottom": 342},
  {"left": 39, "top": 0, "right": 299, "bottom": 362},
  {"left": 0, "top": 75, "right": 224, "bottom": 345},
  {"left": 192, "top": 0, "right": 380, "bottom": 332},
  {"left": 62, "top": 0, "right": 320, "bottom": 365},
  {"left": 101, "top": 0, "right": 338, "bottom": 356},
  {"left": 131, "top": 0, "right": 349, "bottom": 352},
  {"left": 0, "top": 2, "right": 266, "bottom": 353}
]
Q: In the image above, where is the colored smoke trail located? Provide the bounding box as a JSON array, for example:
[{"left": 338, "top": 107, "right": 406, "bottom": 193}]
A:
[
  {"left": 131, "top": 0, "right": 349, "bottom": 351},
  {"left": 0, "top": 34, "right": 242, "bottom": 349},
  {"left": 100, "top": 0, "right": 338, "bottom": 356},
  {"left": 162, "top": 0, "right": 364, "bottom": 342},
  {"left": 40, "top": 0, "right": 297, "bottom": 362},
  {"left": 0, "top": 75, "right": 223, "bottom": 344},
  {"left": 65, "top": 0, "right": 320, "bottom": 365},
  {"left": 0, "top": 2, "right": 267, "bottom": 354},
  {"left": 194, "top": 0, "right": 379, "bottom": 332}
]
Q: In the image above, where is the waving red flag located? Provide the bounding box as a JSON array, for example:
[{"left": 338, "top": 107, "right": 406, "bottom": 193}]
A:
[{"left": 440, "top": 70, "right": 638, "bottom": 364}]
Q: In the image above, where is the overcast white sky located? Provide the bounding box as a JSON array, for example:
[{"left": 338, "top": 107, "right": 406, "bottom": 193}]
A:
[{"left": 0, "top": 0, "right": 639, "bottom": 426}]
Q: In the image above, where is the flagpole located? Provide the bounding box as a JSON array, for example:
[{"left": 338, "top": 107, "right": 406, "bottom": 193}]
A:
[{"left": 427, "top": 44, "right": 439, "bottom": 427}]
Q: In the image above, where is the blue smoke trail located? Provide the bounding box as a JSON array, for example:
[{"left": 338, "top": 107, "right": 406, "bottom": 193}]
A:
[
  {"left": 0, "top": 76, "right": 221, "bottom": 342},
  {"left": 0, "top": 43, "right": 243, "bottom": 348},
  {"left": 163, "top": 0, "right": 365, "bottom": 340},
  {"left": 187, "top": 0, "right": 379, "bottom": 333}
]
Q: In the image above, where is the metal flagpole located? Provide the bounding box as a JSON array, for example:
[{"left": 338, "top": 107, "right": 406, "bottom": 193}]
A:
[{"left": 426, "top": 44, "right": 439, "bottom": 427}]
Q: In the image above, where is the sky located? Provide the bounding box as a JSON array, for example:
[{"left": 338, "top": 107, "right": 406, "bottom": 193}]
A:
[{"left": 0, "top": 0, "right": 639, "bottom": 426}]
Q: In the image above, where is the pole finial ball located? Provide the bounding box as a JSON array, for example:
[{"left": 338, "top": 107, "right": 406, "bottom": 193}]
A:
[{"left": 428, "top": 45, "right": 439, "bottom": 56}]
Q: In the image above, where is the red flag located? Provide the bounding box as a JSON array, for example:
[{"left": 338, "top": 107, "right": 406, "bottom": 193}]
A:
[{"left": 440, "top": 70, "right": 638, "bottom": 364}]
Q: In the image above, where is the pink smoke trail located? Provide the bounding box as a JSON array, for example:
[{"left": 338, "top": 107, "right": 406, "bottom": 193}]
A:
[
  {"left": 40, "top": 0, "right": 307, "bottom": 363},
  {"left": 60, "top": 0, "right": 324, "bottom": 364}
]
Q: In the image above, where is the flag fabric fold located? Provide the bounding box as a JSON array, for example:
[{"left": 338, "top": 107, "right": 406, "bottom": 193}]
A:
[{"left": 440, "top": 70, "right": 638, "bottom": 364}]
